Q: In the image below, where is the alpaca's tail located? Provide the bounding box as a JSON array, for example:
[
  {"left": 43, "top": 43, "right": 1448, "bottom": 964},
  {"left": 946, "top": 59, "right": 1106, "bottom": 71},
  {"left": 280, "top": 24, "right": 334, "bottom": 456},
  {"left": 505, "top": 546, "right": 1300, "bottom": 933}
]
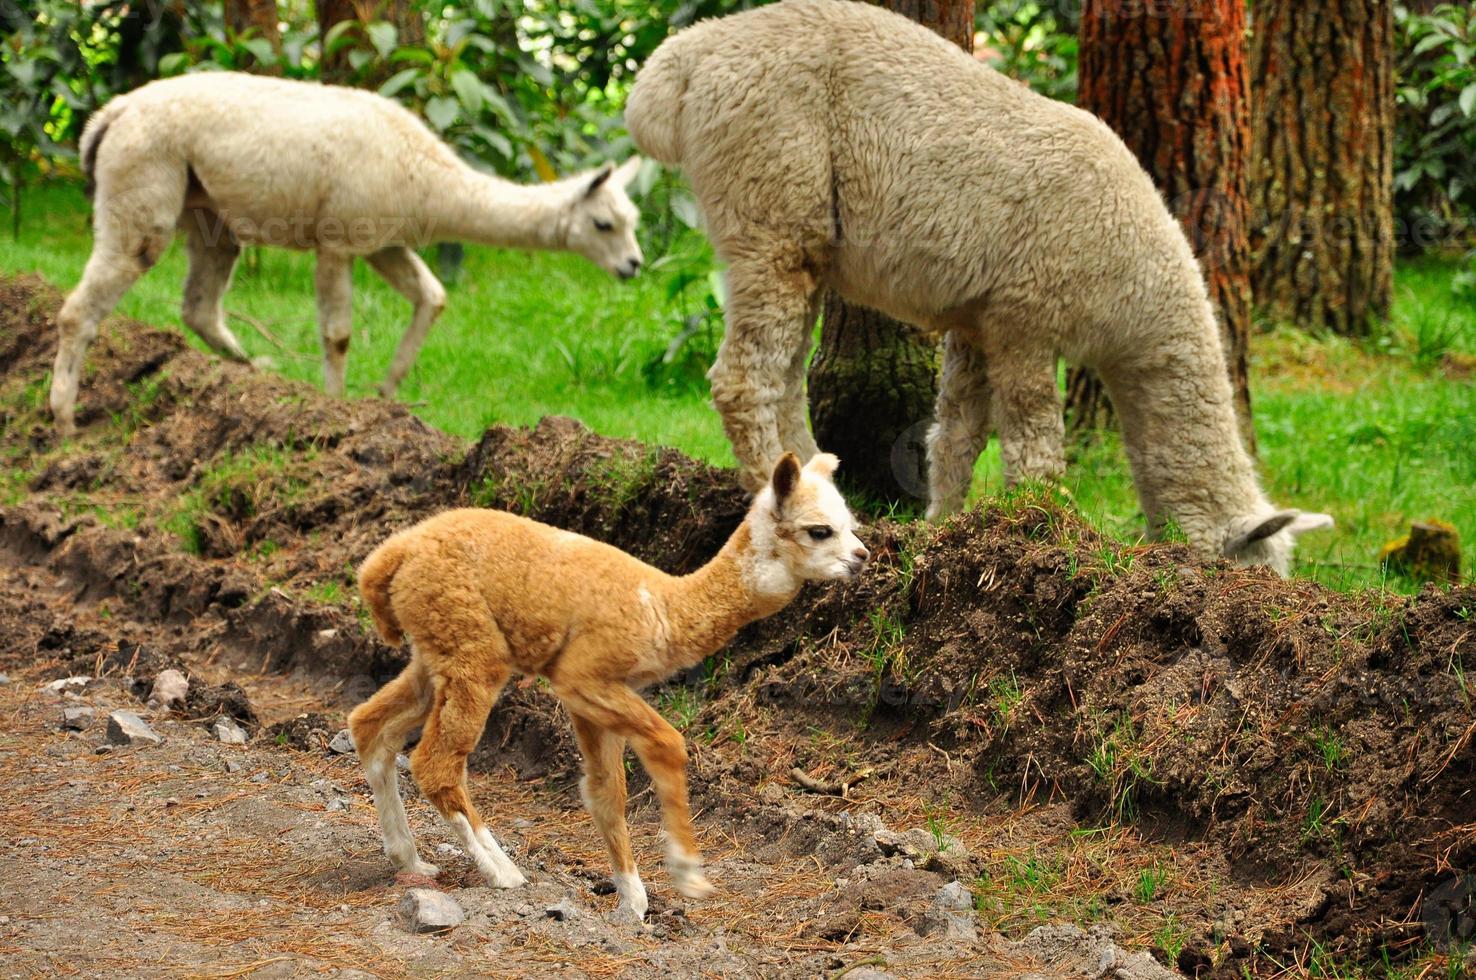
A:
[
  {"left": 79, "top": 94, "right": 132, "bottom": 198},
  {"left": 625, "top": 39, "right": 692, "bottom": 166},
  {"left": 358, "top": 536, "right": 410, "bottom": 646}
]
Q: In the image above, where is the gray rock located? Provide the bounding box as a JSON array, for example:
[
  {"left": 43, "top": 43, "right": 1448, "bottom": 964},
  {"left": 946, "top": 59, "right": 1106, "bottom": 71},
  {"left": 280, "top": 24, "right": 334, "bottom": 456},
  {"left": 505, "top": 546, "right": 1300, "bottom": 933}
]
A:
[
  {"left": 1014, "top": 924, "right": 1178, "bottom": 980},
  {"left": 0, "top": 672, "right": 11, "bottom": 684},
  {"left": 148, "top": 669, "right": 189, "bottom": 710},
  {"left": 214, "top": 717, "right": 248, "bottom": 744},
  {"left": 44, "top": 676, "right": 91, "bottom": 693},
  {"left": 935, "top": 880, "right": 974, "bottom": 912},
  {"left": 61, "top": 706, "right": 95, "bottom": 731},
  {"left": 396, "top": 753, "right": 411, "bottom": 772},
  {"left": 106, "top": 710, "right": 162, "bottom": 746},
  {"left": 328, "top": 729, "right": 356, "bottom": 755},
  {"left": 250, "top": 771, "right": 269, "bottom": 783},
  {"left": 399, "top": 888, "right": 463, "bottom": 933},
  {"left": 921, "top": 909, "right": 978, "bottom": 941},
  {"left": 545, "top": 899, "right": 580, "bottom": 922},
  {"left": 325, "top": 798, "right": 346, "bottom": 812},
  {"left": 225, "top": 758, "right": 242, "bottom": 773}
]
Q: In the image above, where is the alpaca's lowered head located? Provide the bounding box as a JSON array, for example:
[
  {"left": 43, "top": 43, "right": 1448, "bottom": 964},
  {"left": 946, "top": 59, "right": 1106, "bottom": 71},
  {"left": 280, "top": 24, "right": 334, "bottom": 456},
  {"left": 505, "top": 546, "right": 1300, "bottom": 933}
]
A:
[
  {"left": 744, "top": 453, "right": 869, "bottom": 592},
  {"left": 561, "top": 157, "right": 644, "bottom": 279},
  {"left": 1221, "top": 508, "right": 1335, "bottom": 576}
]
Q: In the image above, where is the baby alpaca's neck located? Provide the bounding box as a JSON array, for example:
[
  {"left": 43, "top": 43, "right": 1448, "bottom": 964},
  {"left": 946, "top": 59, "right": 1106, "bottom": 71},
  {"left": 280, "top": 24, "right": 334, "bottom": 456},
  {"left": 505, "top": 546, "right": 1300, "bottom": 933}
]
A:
[{"left": 659, "top": 521, "right": 800, "bottom": 668}]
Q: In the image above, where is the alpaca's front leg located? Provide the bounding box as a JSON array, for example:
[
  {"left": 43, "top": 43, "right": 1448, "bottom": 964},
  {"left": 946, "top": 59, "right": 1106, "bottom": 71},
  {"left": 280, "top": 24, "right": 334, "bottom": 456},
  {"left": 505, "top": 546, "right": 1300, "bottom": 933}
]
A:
[
  {"left": 366, "top": 246, "right": 447, "bottom": 397},
  {"left": 571, "top": 715, "right": 647, "bottom": 919},
  {"left": 708, "top": 260, "right": 817, "bottom": 491},
  {"left": 555, "top": 680, "right": 712, "bottom": 906},
  {"left": 988, "top": 347, "right": 1065, "bottom": 485},
  {"left": 314, "top": 251, "right": 354, "bottom": 398},
  {"left": 926, "top": 331, "right": 993, "bottom": 520}
]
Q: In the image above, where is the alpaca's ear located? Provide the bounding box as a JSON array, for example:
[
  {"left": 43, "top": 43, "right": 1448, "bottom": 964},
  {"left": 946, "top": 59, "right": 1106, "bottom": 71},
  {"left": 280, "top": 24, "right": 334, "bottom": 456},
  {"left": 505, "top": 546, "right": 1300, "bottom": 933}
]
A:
[
  {"left": 804, "top": 453, "right": 840, "bottom": 479},
  {"left": 613, "top": 156, "right": 642, "bottom": 188},
  {"left": 771, "top": 453, "right": 802, "bottom": 504},
  {"left": 584, "top": 164, "right": 614, "bottom": 198},
  {"left": 1225, "top": 509, "right": 1331, "bottom": 557},
  {"left": 1286, "top": 512, "right": 1334, "bottom": 536}
]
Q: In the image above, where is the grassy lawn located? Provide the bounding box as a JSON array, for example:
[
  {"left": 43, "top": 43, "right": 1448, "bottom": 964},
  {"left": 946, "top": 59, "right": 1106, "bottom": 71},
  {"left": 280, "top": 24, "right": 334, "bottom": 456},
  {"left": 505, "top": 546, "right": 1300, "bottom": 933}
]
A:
[{"left": 4, "top": 181, "right": 1473, "bottom": 592}]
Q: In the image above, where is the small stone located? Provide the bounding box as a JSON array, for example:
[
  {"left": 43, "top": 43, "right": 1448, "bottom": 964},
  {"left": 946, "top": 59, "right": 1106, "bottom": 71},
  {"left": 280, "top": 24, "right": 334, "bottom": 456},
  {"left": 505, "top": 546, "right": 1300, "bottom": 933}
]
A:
[
  {"left": 214, "top": 717, "right": 248, "bottom": 745},
  {"left": 935, "top": 880, "right": 974, "bottom": 911},
  {"left": 94, "top": 745, "right": 112, "bottom": 755},
  {"left": 0, "top": 673, "right": 11, "bottom": 685},
  {"left": 44, "top": 676, "right": 90, "bottom": 693},
  {"left": 545, "top": 899, "right": 579, "bottom": 922},
  {"left": 328, "top": 729, "right": 356, "bottom": 755},
  {"left": 396, "top": 754, "right": 411, "bottom": 772},
  {"left": 106, "top": 710, "right": 162, "bottom": 746},
  {"left": 61, "top": 706, "right": 95, "bottom": 731},
  {"left": 326, "top": 798, "right": 346, "bottom": 812},
  {"left": 922, "top": 909, "right": 978, "bottom": 941},
  {"left": 250, "top": 771, "right": 269, "bottom": 783},
  {"left": 399, "top": 889, "right": 464, "bottom": 933},
  {"left": 148, "top": 669, "right": 189, "bottom": 710},
  {"left": 225, "top": 758, "right": 242, "bottom": 773},
  {"left": 164, "top": 797, "right": 180, "bottom": 808},
  {"left": 435, "top": 843, "right": 463, "bottom": 856}
]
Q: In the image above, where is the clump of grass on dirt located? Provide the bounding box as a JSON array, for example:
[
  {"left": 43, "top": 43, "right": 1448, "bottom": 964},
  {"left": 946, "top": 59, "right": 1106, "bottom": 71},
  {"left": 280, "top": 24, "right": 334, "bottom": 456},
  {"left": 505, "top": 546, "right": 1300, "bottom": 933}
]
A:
[{"left": 162, "top": 444, "right": 312, "bottom": 555}]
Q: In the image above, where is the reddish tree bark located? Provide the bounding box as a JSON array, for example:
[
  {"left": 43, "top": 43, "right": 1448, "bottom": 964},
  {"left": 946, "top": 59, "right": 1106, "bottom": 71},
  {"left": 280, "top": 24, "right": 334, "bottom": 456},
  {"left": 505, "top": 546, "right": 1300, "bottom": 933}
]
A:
[
  {"left": 806, "top": 0, "right": 973, "bottom": 506},
  {"left": 1249, "top": 0, "right": 1395, "bottom": 337},
  {"left": 1066, "top": 0, "right": 1256, "bottom": 452}
]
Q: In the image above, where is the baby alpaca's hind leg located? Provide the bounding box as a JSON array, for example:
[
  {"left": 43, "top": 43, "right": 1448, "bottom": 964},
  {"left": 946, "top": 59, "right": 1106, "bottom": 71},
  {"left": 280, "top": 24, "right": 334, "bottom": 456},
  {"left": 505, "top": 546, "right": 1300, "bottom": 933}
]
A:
[
  {"left": 926, "top": 331, "right": 992, "bottom": 520},
  {"left": 571, "top": 714, "right": 645, "bottom": 918},
  {"left": 412, "top": 666, "right": 525, "bottom": 888},
  {"left": 348, "top": 660, "right": 437, "bottom": 876}
]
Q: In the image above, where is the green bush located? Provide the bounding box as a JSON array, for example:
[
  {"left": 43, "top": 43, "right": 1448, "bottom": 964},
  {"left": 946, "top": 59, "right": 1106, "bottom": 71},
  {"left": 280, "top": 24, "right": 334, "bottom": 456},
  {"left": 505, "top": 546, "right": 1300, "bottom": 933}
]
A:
[
  {"left": 1395, "top": 2, "right": 1476, "bottom": 253},
  {"left": 976, "top": 0, "right": 1079, "bottom": 103}
]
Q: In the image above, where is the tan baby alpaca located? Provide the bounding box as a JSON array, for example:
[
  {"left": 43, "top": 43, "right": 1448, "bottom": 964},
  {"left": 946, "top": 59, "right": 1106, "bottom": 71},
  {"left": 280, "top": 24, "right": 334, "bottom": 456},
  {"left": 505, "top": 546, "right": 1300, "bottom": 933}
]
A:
[{"left": 348, "top": 452, "right": 867, "bottom": 919}]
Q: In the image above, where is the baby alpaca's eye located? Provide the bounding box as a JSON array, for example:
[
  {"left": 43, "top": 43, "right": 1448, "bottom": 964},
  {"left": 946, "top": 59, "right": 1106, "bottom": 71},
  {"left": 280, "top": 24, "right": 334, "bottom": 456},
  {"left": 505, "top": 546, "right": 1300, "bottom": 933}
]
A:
[
  {"left": 593, "top": 218, "right": 614, "bottom": 232},
  {"left": 806, "top": 526, "right": 833, "bottom": 541}
]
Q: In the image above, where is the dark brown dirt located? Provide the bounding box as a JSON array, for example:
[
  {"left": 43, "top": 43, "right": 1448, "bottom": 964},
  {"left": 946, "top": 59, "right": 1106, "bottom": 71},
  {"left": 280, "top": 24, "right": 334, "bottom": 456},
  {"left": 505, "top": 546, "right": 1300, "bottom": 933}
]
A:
[{"left": 1, "top": 273, "right": 1472, "bottom": 977}]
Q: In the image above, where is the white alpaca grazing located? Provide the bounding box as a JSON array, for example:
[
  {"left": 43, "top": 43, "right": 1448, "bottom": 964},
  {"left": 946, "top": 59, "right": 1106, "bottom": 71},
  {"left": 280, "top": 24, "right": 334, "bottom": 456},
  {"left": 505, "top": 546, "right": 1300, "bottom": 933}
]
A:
[
  {"left": 626, "top": 0, "right": 1333, "bottom": 575},
  {"left": 52, "top": 71, "right": 643, "bottom": 435}
]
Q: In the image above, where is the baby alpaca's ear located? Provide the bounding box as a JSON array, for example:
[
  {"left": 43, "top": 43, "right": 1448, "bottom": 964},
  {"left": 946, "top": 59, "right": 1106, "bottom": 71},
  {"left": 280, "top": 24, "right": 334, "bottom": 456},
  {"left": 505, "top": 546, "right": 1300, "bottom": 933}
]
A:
[
  {"left": 614, "top": 156, "right": 643, "bottom": 188},
  {"left": 804, "top": 453, "right": 840, "bottom": 479},
  {"left": 771, "top": 453, "right": 802, "bottom": 503}
]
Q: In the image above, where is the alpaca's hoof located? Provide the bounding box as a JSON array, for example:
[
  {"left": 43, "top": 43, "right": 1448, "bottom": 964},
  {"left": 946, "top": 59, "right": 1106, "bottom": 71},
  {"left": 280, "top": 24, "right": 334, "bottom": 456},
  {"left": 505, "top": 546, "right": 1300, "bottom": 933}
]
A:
[
  {"left": 485, "top": 864, "right": 527, "bottom": 889},
  {"left": 408, "top": 860, "right": 440, "bottom": 877},
  {"left": 675, "top": 872, "right": 713, "bottom": 900},
  {"left": 250, "top": 355, "right": 276, "bottom": 371}
]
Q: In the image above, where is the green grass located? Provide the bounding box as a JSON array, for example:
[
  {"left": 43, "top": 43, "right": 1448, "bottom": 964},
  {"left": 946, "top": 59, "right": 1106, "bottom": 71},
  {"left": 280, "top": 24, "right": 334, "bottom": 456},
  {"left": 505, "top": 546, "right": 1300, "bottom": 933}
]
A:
[{"left": 4, "top": 181, "right": 1474, "bottom": 592}]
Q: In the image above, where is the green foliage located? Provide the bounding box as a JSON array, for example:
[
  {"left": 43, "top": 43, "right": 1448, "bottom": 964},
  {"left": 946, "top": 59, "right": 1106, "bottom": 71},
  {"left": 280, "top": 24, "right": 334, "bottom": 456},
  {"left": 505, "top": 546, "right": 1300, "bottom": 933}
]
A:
[
  {"left": 976, "top": 1, "right": 1079, "bottom": 103},
  {"left": 1395, "top": 3, "right": 1476, "bottom": 252}
]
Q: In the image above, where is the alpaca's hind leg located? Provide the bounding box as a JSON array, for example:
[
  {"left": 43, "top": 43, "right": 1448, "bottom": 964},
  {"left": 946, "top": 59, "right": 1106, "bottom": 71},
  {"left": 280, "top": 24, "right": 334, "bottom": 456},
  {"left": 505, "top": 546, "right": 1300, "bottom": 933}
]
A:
[
  {"left": 776, "top": 291, "right": 822, "bottom": 463},
  {"left": 926, "top": 331, "right": 993, "bottom": 520},
  {"left": 987, "top": 347, "right": 1065, "bottom": 485},
  {"left": 51, "top": 199, "right": 178, "bottom": 436},
  {"left": 365, "top": 246, "right": 447, "bottom": 398},
  {"left": 180, "top": 210, "right": 250, "bottom": 363},
  {"left": 709, "top": 259, "right": 819, "bottom": 491},
  {"left": 553, "top": 677, "right": 710, "bottom": 901},
  {"left": 570, "top": 714, "right": 645, "bottom": 918},
  {"left": 314, "top": 251, "right": 354, "bottom": 397},
  {"left": 411, "top": 665, "right": 525, "bottom": 888},
  {"left": 348, "top": 659, "right": 438, "bottom": 876}
]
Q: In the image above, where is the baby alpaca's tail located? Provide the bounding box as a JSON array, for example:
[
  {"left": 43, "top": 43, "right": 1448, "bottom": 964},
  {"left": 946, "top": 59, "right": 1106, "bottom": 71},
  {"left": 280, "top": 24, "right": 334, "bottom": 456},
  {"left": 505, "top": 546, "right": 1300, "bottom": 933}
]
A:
[
  {"left": 359, "top": 536, "right": 409, "bottom": 646},
  {"left": 625, "top": 39, "right": 691, "bottom": 166}
]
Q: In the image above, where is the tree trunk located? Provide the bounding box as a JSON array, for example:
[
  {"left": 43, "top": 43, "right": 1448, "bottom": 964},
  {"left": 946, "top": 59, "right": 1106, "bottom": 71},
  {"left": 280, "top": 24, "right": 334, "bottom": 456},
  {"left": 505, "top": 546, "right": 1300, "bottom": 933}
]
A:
[
  {"left": 318, "top": 0, "right": 424, "bottom": 82},
  {"left": 1066, "top": 0, "right": 1257, "bottom": 453},
  {"left": 806, "top": 0, "right": 973, "bottom": 506},
  {"left": 1248, "top": 0, "right": 1395, "bottom": 336},
  {"left": 226, "top": 0, "right": 280, "bottom": 48}
]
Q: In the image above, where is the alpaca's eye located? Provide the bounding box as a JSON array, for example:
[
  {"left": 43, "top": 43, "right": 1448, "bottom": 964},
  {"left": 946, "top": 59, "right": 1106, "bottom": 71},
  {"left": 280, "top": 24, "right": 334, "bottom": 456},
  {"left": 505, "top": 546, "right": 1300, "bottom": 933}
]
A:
[
  {"left": 806, "top": 526, "right": 833, "bottom": 541},
  {"left": 593, "top": 218, "right": 614, "bottom": 232}
]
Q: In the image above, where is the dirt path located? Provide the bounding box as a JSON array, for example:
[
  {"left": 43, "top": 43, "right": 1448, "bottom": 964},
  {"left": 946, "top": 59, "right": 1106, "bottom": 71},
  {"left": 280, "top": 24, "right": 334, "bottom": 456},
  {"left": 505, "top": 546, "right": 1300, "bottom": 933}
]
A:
[{"left": 1, "top": 274, "right": 1473, "bottom": 977}]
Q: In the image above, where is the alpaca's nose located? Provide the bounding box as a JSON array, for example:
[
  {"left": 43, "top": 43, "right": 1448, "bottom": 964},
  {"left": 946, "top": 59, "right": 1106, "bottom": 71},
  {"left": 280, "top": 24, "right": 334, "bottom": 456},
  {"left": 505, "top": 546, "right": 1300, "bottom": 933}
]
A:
[
  {"left": 624, "top": 256, "right": 642, "bottom": 276},
  {"left": 852, "top": 545, "right": 870, "bottom": 563}
]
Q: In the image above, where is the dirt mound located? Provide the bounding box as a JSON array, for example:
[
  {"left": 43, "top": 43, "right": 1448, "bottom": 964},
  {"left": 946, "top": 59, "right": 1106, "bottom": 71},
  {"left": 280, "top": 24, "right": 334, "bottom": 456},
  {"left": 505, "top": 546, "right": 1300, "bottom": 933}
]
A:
[{"left": 1, "top": 273, "right": 1472, "bottom": 975}]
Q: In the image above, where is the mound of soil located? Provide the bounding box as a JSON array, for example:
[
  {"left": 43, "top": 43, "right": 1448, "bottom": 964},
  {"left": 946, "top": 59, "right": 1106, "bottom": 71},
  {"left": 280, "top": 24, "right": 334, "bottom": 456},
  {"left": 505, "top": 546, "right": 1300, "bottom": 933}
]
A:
[{"left": 1, "top": 273, "right": 1472, "bottom": 976}]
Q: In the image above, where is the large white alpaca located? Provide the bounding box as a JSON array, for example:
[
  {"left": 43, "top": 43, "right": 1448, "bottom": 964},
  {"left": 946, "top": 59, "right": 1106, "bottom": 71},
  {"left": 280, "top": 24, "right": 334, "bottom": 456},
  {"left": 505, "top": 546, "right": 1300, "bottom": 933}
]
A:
[
  {"left": 626, "top": 0, "right": 1332, "bottom": 574},
  {"left": 52, "top": 71, "right": 643, "bottom": 435}
]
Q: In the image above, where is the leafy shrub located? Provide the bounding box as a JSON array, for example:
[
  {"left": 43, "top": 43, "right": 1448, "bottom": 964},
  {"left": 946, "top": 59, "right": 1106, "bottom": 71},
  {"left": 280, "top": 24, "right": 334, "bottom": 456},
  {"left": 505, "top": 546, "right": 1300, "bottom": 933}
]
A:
[
  {"left": 976, "top": 0, "right": 1079, "bottom": 103},
  {"left": 1395, "top": 2, "right": 1476, "bottom": 253}
]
